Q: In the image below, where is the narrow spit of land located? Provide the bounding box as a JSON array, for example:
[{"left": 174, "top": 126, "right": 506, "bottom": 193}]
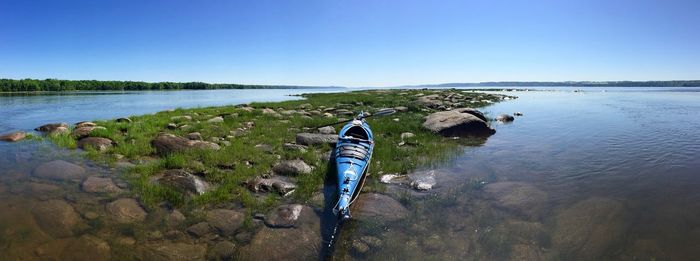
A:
[{"left": 9, "top": 89, "right": 513, "bottom": 259}]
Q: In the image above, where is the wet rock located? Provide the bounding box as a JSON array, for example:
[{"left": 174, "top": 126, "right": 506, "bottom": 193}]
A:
[
  {"left": 423, "top": 108, "right": 494, "bottom": 137},
  {"left": 152, "top": 133, "right": 220, "bottom": 155},
  {"left": 33, "top": 160, "right": 86, "bottom": 181},
  {"left": 50, "top": 126, "right": 70, "bottom": 135},
  {"left": 106, "top": 198, "right": 147, "bottom": 224},
  {"left": 156, "top": 169, "right": 213, "bottom": 195},
  {"left": 353, "top": 193, "right": 408, "bottom": 222},
  {"left": 511, "top": 244, "right": 542, "bottom": 261},
  {"left": 166, "top": 209, "right": 186, "bottom": 227},
  {"left": 187, "top": 222, "right": 211, "bottom": 238},
  {"left": 360, "top": 236, "right": 383, "bottom": 248},
  {"left": 116, "top": 117, "right": 132, "bottom": 123},
  {"left": 317, "top": 126, "right": 336, "bottom": 134},
  {"left": 379, "top": 174, "right": 401, "bottom": 184},
  {"left": 75, "top": 121, "right": 97, "bottom": 128},
  {"left": 72, "top": 126, "right": 104, "bottom": 138},
  {"left": 264, "top": 204, "right": 316, "bottom": 228},
  {"left": 496, "top": 114, "right": 515, "bottom": 122},
  {"left": 186, "top": 132, "right": 203, "bottom": 140},
  {"left": 551, "top": 197, "right": 628, "bottom": 260},
  {"left": 77, "top": 137, "right": 114, "bottom": 152},
  {"left": 208, "top": 240, "right": 236, "bottom": 260},
  {"left": 32, "top": 199, "right": 83, "bottom": 237},
  {"left": 247, "top": 177, "right": 297, "bottom": 195},
  {"left": 0, "top": 131, "right": 26, "bottom": 142},
  {"left": 35, "top": 122, "right": 68, "bottom": 133},
  {"left": 82, "top": 176, "right": 123, "bottom": 193},
  {"left": 143, "top": 242, "right": 207, "bottom": 261},
  {"left": 282, "top": 143, "right": 307, "bottom": 152},
  {"left": 207, "top": 116, "right": 224, "bottom": 123},
  {"left": 485, "top": 182, "right": 548, "bottom": 220},
  {"left": 272, "top": 160, "right": 312, "bottom": 175},
  {"left": 352, "top": 240, "right": 370, "bottom": 254},
  {"left": 206, "top": 209, "right": 244, "bottom": 236},
  {"left": 295, "top": 133, "right": 338, "bottom": 146},
  {"left": 28, "top": 182, "right": 63, "bottom": 194},
  {"left": 238, "top": 210, "right": 320, "bottom": 261},
  {"left": 409, "top": 171, "right": 436, "bottom": 191},
  {"left": 514, "top": 112, "right": 524, "bottom": 116},
  {"left": 61, "top": 234, "right": 111, "bottom": 261}
]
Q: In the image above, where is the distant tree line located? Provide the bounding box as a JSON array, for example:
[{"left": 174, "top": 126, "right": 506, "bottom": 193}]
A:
[
  {"left": 416, "top": 80, "right": 700, "bottom": 88},
  {"left": 0, "top": 78, "right": 332, "bottom": 92}
]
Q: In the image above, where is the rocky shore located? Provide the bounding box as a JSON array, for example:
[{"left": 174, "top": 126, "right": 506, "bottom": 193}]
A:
[{"left": 0, "top": 89, "right": 520, "bottom": 260}]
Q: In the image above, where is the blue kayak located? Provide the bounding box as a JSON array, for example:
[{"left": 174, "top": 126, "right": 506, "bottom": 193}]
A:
[{"left": 333, "top": 113, "right": 374, "bottom": 221}]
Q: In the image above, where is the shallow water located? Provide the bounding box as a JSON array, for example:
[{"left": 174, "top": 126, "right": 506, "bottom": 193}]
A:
[
  {"left": 1, "top": 87, "right": 699, "bottom": 260},
  {"left": 336, "top": 88, "right": 700, "bottom": 260}
]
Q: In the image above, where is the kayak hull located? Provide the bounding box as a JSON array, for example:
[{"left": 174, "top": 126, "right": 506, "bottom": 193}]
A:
[{"left": 334, "top": 118, "right": 374, "bottom": 220}]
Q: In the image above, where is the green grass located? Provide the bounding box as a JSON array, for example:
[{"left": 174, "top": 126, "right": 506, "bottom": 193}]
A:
[{"left": 46, "top": 89, "right": 512, "bottom": 212}]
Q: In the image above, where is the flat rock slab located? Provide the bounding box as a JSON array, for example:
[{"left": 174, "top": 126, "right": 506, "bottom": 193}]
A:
[
  {"left": 33, "top": 160, "right": 86, "bottom": 181},
  {"left": 295, "top": 133, "right": 338, "bottom": 146},
  {"left": 353, "top": 193, "right": 409, "bottom": 222},
  {"left": 32, "top": 199, "right": 83, "bottom": 238},
  {"left": 0, "top": 131, "right": 26, "bottom": 142},
  {"left": 106, "top": 198, "right": 147, "bottom": 224},
  {"left": 206, "top": 209, "right": 244, "bottom": 236},
  {"left": 485, "top": 181, "right": 548, "bottom": 220},
  {"left": 82, "top": 176, "right": 122, "bottom": 193}
]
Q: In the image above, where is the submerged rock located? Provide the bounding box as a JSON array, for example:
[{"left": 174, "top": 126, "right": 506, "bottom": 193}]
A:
[
  {"left": 272, "top": 160, "right": 312, "bottom": 175},
  {"left": 409, "top": 170, "right": 437, "bottom": 191},
  {"left": 155, "top": 169, "right": 212, "bottom": 195},
  {"left": 207, "top": 241, "right": 237, "bottom": 261},
  {"left": 0, "top": 131, "right": 26, "bottom": 142},
  {"left": 82, "top": 176, "right": 122, "bottom": 193},
  {"left": 143, "top": 242, "right": 207, "bottom": 261},
  {"left": 186, "top": 222, "right": 211, "bottom": 238},
  {"left": 33, "top": 160, "right": 86, "bottom": 181},
  {"left": 295, "top": 133, "right": 338, "bottom": 146},
  {"left": 206, "top": 209, "right": 244, "bottom": 236},
  {"left": 353, "top": 193, "right": 408, "bottom": 222},
  {"left": 485, "top": 182, "right": 548, "bottom": 220},
  {"left": 77, "top": 137, "right": 114, "bottom": 152},
  {"left": 106, "top": 198, "right": 147, "bottom": 224},
  {"left": 61, "top": 234, "right": 112, "bottom": 261},
  {"left": 32, "top": 199, "right": 83, "bottom": 237},
  {"left": 238, "top": 207, "right": 321, "bottom": 261},
  {"left": 423, "top": 108, "right": 495, "bottom": 137},
  {"left": 264, "top": 204, "right": 316, "bottom": 228},
  {"left": 551, "top": 197, "right": 628, "bottom": 260}
]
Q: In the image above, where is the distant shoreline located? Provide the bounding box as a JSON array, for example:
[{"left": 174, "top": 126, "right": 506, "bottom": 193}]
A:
[{"left": 405, "top": 80, "right": 700, "bottom": 88}]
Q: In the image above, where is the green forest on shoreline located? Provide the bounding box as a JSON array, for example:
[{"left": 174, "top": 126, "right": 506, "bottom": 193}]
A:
[{"left": 0, "top": 78, "right": 336, "bottom": 92}]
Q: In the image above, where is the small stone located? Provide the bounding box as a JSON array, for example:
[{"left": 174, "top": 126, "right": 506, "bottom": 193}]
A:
[
  {"left": 400, "top": 132, "right": 415, "bottom": 140},
  {"left": 318, "top": 126, "right": 336, "bottom": 134},
  {"left": 33, "top": 160, "right": 86, "bottom": 181},
  {"left": 82, "top": 176, "right": 123, "bottom": 193},
  {"left": 394, "top": 106, "right": 409, "bottom": 112},
  {"left": 170, "top": 115, "right": 192, "bottom": 121},
  {"left": 207, "top": 241, "right": 236, "bottom": 261},
  {"left": 206, "top": 209, "right": 244, "bottom": 236},
  {"left": 75, "top": 121, "right": 97, "bottom": 128},
  {"left": 167, "top": 123, "right": 178, "bottom": 129},
  {"left": 186, "top": 132, "right": 203, "bottom": 140},
  {"left": 207, "top": 116, "right": 224, "bottom": 123},
  {"left": 272, "top": 160, "right": 313, "bottom": 175},
  {"left": 496, "top": 114, "right": 515, "bottom": 122},
  {"left": 352, "top": 240, "right": 370, "bottom": 254},
  {"left": 392, "top": 118, "right": 400, "bottom": 122},
  {"left": 116, "top": 117, "right": 132, "bottom": 123},
  {"left": 77, "top": 137, "right": 113, "bottom": 152},
  {"left": 514, "top": 112, "right": 524, "bottom": 116},
  {"left": 105, "top": 198, "right": 147, "bottom": 224},
  {"left": 165, "top": 209, "right": 186, "bottom": 227},
  {"left": 35, "top": 122, "right": 68, "bottom": 133},
  {"left": 283, "top": 143, "right": 307, "bottom": 152}
]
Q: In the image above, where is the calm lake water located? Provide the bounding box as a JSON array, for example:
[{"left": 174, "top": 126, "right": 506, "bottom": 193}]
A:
[{"left": 1, "top": 87, "right": 699, "bottom": 260}]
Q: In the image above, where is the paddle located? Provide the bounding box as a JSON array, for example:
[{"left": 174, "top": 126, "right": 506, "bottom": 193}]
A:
[{"left": 315, "top": 108, "right": 397, "bottom": 128}]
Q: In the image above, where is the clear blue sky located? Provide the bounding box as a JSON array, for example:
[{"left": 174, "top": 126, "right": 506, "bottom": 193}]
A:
[{"left": 1, "top": 0, "right": 699, "bottom": 87}]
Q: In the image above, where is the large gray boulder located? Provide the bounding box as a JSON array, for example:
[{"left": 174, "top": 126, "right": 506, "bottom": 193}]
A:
[
  {"left": 422, "top": 108, "right": 495, "bottom": 136},
  {"left": 206, "top": 209, "right": 244, "bottom": 236},
  {"left": 106, "top": 198, "right": 147, "bottom": 224},
  {"left": 151, "top": 133, "right": 220, "bottom": 155},
  {"left": 272, "top": 160, "right": 312, "bottom": 175},
  {"left": 32, "top": 199, "right": 83, "bottom": 237},
  {"left": 33, "top": 160, "right": 86, "bottom": 181},
  {"left": 155, "top": 169, "right": 212, "bottom": 195},
  {"left": 551, "top": 197, "right": 628, "bottom": 260},
  {"left": 77, "top": 137, "right": 114, "bottom": 152},
  {"left": 295, "top": 133, "right": 338, "bottom": 146}
]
